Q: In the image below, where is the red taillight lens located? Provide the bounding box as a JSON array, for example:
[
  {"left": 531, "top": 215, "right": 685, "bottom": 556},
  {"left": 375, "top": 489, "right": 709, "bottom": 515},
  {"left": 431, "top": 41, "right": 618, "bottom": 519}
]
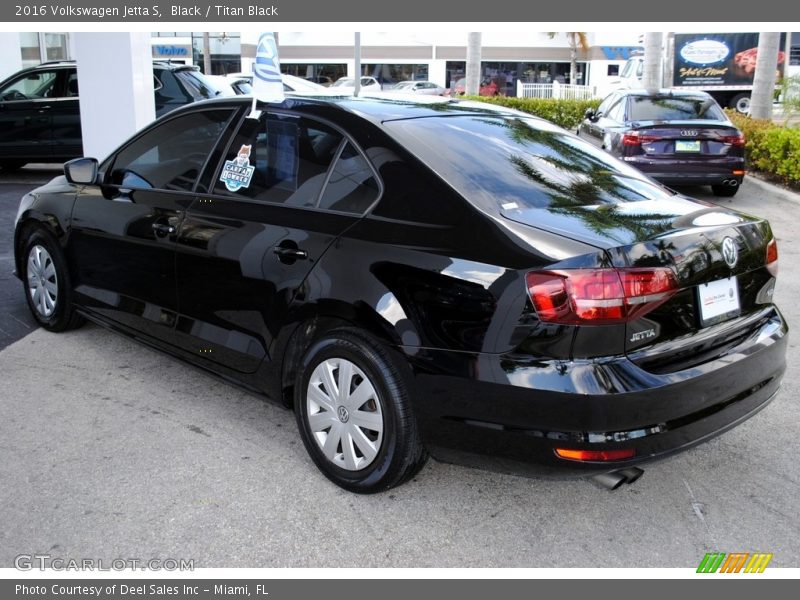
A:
[
  {"left": 622, "top": 131, "right": 659, "bottom": 146},
  {"left": 721, "top": 133, "right": 745, "bottom": 147},
  {"left": 555, "top": 448, "right": 636, "bottom": 461},
  {"left": 766, "top": 238, "right": 778, "bottom": 277},
  {"left": 526, "top": 268, "right": 678, "bottom": 325}
]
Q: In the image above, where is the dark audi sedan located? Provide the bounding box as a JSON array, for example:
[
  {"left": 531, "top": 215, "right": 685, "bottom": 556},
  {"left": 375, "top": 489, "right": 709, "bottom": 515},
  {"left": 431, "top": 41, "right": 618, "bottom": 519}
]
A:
[
  {"left": 14, "top": 96, "right": 786, "bottom": 493},
  {"left": 579, "top": 89, "right": 746, "bottom": 197}
]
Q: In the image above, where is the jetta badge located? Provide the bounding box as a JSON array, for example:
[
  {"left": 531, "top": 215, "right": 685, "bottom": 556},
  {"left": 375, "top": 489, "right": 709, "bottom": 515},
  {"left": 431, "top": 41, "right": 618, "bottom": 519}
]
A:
[{"left": 722, "top": 237, "right": 738, "bottom": 268}]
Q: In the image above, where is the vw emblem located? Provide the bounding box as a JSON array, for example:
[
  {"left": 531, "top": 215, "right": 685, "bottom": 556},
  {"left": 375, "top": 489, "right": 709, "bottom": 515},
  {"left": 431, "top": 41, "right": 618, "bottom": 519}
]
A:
[
  {"left": 337, "top": 405, "right": 350, "bottom": 423},
  {"left": 721, "top": 237, "right": 738, "bottom": 268},
  {"left": 681, "top": 130, "right": 699, "bottom": 137}
]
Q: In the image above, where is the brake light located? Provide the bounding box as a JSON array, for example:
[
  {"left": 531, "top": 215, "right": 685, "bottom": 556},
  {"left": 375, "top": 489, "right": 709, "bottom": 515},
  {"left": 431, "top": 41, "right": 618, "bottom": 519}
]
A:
[
  {"left": 526, "top": 268, "right": 679, "bottom": 325},
  {"left": 766, "top": 238, "right": 778, "bottom": 277},
  {"left": 622, "top": 131, "right": 660, "bottom": 146},
  {"left": 555, "top": 448, "right": 636, "bottom": 461},
  {"left": 721, "top": 133, "right": 745, "bottom": 147}
]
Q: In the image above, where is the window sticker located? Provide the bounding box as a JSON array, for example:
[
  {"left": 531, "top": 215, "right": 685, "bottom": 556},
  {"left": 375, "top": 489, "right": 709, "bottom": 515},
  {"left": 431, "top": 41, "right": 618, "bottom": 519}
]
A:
[{"left": 219, "top": 144, "right": 255, "bottom": 192}]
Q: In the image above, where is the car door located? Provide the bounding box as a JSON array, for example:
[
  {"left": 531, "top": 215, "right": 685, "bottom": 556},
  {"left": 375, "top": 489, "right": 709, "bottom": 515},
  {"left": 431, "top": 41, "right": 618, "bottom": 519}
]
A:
[
  {"left": 0, "top": 68, "right": 59, "bottom": 162},
  {"left": 49, "top": 68, "right": 83, "bottom": 160},
  {"left": 174, "top": 111, "right": 380, "bottom": 374},
  {"left": 67, "top": 107, "right": 238, "bottom": 348}
]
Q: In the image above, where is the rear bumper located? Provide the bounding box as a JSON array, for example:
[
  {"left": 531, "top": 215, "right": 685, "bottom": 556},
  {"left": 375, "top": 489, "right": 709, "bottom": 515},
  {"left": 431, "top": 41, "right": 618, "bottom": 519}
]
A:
[
  {"left": 403, "top": 307, "right": 787, "bottom": 477},
  {"left": 623, "top": 155, "right": 745, "bottom": 186}
]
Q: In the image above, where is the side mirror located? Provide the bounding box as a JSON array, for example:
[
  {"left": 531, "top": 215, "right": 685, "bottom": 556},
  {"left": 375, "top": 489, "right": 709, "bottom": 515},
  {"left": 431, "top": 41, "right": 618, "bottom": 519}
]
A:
[
  {"left": 584, "top": 108, "right": 597, "bottom": 121},
  {"left": 64, "top": 157, "right": 98, "bottom": 185}
]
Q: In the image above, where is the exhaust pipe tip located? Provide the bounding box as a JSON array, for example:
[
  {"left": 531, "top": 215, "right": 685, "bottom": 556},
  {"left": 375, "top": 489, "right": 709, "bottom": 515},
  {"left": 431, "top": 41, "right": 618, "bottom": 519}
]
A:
[
  {"left": 616, "top": 467, "right": 645, "bottom": 484},
  {"left": 592, "top": 472, "right": 627, "bottom": 490},
  {"left": 729, "top": 179, "right": 739, "bottom": 187}
]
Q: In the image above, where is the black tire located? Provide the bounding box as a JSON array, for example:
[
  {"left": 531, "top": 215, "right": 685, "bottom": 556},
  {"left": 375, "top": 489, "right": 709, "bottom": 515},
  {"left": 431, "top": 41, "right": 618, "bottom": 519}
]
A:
[
  {"left": 0, "top": 161, "right": 27, "bottom": 171},
  {"left": 21, "top": 228, "right": 85, "bottom": 332},
  {"left": 294, "top": 328, "right": 428, "bottom": 493},
  {"left": 712, "top": 184, "right": 740, "bottom": 197}
]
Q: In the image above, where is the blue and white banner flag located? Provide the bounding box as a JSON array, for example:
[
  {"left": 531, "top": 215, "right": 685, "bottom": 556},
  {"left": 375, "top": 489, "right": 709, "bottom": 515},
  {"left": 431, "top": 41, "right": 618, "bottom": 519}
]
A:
[{"left": 252, "top": 32, "right": 284, "bottom": 104}]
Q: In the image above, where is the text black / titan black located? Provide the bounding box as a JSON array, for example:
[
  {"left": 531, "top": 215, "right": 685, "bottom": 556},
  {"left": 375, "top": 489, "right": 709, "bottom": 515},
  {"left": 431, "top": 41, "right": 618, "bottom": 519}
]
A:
[{"left": 13, "top": 94, "right": 787, "bottom": 492}]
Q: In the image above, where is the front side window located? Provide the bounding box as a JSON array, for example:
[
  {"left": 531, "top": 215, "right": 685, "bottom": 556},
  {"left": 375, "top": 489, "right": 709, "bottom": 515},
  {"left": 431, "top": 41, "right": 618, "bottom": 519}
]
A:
[
  {"left": 0, "top": 70, "right": 59, "bottom": 101},
  {"left": 213, "top": 113, "right": 344, "bottom": 208},
  {"left": 108, "top": 109, "right": 233, "bottom": 192}
]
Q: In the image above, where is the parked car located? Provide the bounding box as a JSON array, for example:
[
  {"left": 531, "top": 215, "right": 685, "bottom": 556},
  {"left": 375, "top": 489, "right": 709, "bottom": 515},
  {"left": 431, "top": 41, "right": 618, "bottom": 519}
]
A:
[
  {"left": 226, "top": 73, "right": 331, "bottom": 96},
  {"left": 0, "top": 60, "right": 225, "bottom": 169},
  {"left": 14, "top": 96, "right": 785, "bottom": 493},
  {"left": 331, "top": 76, "right": 382, "bottom": 93},
  {"left": 449, "top": 77, "right": 499, "bottom": 97},
  {"left": 578, "top": 89, "right": 746, "bottom": 197},
  {"left": 392, "top": 81, "right": 446, "bottom": 95}
]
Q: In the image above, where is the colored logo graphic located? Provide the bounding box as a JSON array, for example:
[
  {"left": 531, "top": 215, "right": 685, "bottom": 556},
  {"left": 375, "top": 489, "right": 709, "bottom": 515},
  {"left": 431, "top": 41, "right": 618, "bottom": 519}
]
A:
[
  {"left": 219, "top": 145, "right": 255, "bottom": 192},
  {"left": 696, "top": 552, "right": 773, "bottom": 573},
  {"left": 255, "top": 32, "right": 282, "bottom": 84}
]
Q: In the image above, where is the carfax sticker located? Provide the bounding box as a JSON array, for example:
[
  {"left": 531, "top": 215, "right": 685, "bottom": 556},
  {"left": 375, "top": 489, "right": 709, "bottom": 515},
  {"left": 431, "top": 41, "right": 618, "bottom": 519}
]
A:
[{"left": 219, "top": 144, "right": 255, "bottom": 192}]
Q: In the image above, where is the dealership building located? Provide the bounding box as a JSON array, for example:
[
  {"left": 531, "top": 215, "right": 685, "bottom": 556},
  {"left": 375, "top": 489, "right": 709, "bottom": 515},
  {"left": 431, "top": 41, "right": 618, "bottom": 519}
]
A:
[
  {"left": 1, "top": 31, "right": 799, "bottom": 95},
  {"left": 2, "top": 31, "right": 644, "bottom": 90}
]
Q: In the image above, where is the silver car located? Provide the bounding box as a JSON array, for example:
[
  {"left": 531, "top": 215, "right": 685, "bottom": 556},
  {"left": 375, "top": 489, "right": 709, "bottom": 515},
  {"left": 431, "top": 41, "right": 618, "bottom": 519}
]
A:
[{"left": 392, "top": 80, "right": 446, "bottom": 95}]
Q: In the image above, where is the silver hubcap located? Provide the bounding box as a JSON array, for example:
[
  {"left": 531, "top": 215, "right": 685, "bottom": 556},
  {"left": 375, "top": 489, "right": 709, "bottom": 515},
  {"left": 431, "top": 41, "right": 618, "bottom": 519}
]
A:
[
  {"left": 306, "top": 358, "right": 384, "bottom": 471},
  {"left": 27, "top": 245, "right": 58, "bottom": 317}
]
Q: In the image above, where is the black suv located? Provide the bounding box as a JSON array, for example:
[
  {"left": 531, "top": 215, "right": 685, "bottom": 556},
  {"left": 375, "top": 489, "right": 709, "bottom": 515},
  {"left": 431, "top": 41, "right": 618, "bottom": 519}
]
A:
[{"left": 0, "top": 60, "right": 223, "bottom": 169}]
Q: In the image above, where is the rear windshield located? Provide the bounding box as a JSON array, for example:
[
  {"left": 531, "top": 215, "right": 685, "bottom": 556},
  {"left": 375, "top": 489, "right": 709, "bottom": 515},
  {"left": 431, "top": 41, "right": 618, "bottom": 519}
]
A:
[
  {"left": 174, "top": 70, "right": 222, "bottom": 100},
  {"left": 385, "top": 115, "right": 674, "bottom": 212},
  {"left": 628, "top": 96, "right": 725, "bottom": 121}
]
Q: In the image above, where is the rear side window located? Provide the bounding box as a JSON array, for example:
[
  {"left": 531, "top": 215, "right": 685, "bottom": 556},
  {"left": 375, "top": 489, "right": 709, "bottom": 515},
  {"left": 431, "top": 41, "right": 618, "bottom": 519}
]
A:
[
  {"left": 213, "top": 113, "right": 344, "bottom": 207},
  {"left": 174, "top": 69, "right": 221, "bottom": 100},
  {"left": 628, "top": 96, "right": 725, "bottom": 121},
  {"left": 318, "top": 142, "right": 379, "bottom": 213},
  {"left": 109, "top": 109, "right": 233, "bottom": 192}
]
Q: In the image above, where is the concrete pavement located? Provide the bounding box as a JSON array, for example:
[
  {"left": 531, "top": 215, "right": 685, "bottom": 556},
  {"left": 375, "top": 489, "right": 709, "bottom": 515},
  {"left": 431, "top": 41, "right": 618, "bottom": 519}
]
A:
[{"left": 0, "top": 172, "right": 798, "bottom": 568}]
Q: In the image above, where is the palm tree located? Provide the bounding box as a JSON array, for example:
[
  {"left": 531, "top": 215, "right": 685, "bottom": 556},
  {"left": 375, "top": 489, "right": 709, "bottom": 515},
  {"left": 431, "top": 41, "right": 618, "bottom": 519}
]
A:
[
  {"left": 751, "top": 32, "right": 781, "bottom": 119},
  {"left": 548, "top": 32, "right": 589, "bottom": 85}
]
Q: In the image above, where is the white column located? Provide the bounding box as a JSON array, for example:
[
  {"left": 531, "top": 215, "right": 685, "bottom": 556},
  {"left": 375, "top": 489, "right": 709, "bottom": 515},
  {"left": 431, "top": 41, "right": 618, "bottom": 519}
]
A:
[
  {"left": 73, "top": 33, "right": 155, "bottom": 160},
  {"left": 0, "top": 33, "right": 23, "bottom": 81},
  {"left": 429, "top": 58, "right": 447, "bottom": 89}
]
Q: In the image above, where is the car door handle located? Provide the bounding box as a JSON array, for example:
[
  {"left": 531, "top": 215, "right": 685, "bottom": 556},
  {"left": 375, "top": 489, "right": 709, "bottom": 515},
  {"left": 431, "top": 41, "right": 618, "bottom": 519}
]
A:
[
  {"left": 152, "top": 222, "right": 176, "bottom": 236},
  {"left": 273, "top": 246, "right": 308, "bottom": 260}
]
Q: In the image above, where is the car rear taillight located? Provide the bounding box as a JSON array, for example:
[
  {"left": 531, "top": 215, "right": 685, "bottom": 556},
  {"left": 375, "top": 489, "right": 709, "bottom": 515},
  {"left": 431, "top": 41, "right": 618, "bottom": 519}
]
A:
[
  {"left": 526, "top": 268, "right": 679, "bottom": 325},
  {"left": 766, "top": 238, "right": 778, "bottom": 277},
  {"left": 555, "top": 448, "right": 636, "bottom": 461},
  {"left": 720, "top": 133, "right": 745, "bottom": 147},
  {"left": 622, "top": 131, "right": 660, "bottom": 146}
]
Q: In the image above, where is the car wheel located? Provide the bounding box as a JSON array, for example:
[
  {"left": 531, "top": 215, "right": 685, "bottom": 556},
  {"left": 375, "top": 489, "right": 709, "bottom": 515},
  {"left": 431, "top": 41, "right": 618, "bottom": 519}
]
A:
[
  {"left": 22, "top": 229, "right": 85, "bottom": 332},
  {"left": 729, "top": 93, "right": 751, "bottom": 114},
  {"left": 294, "top": 328, "right": 428, "bottom": 493},
  {"left": 711, "top": 184, "right": 740, "bottom": 197}
]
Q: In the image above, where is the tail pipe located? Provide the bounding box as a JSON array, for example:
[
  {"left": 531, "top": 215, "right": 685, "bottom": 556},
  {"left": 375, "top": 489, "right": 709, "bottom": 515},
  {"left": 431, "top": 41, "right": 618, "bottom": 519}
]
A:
[
  {"left": 723, "top": 179, "right": 739, "bottom": 187},
  {"left": 592, "top": 467, "right": 645, "bottom": 490}
]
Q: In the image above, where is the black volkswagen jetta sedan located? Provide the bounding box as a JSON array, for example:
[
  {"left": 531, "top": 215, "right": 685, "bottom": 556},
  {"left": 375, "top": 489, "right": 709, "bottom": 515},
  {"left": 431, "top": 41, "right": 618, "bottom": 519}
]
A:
[{"left": 13, "top": 95, "right": 786, "bottom": 493}]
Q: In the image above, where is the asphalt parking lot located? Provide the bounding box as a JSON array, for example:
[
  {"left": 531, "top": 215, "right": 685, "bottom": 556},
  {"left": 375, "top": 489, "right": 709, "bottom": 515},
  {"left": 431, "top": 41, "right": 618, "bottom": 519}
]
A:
[{"left": 0, "top": 168, "right": 798, "bottom": 568}]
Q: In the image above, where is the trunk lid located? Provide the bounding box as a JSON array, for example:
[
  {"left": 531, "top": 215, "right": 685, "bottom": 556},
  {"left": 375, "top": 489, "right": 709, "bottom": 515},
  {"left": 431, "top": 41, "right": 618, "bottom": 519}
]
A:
[
  {"left": 503, "top": 197, "right": 775, "bottom": 364},
  {"left": 625, "top": 120, "right": 742, "bottom": 158}
]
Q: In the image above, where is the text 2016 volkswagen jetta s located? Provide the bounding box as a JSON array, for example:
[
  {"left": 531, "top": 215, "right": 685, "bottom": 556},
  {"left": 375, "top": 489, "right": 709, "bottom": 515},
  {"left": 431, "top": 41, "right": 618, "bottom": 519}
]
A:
[{"left": 14, "top": 95, "right": 786, "bottom": 492}]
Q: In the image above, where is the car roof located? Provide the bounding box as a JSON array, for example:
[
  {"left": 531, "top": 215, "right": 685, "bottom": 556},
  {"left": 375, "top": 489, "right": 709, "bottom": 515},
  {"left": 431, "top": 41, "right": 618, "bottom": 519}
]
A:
[{"left": 193, "top": 94, "right": 543, "bottom": 126}]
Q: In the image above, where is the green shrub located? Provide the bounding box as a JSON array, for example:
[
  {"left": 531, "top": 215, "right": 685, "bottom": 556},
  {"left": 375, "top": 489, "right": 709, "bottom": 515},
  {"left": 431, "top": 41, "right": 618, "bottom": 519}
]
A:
[
  {"left": 726, "top": 110, "right": 800, "bottom": 187},
  {"left": 460, "top": 95, "right": 601, "bottom": 130}
]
